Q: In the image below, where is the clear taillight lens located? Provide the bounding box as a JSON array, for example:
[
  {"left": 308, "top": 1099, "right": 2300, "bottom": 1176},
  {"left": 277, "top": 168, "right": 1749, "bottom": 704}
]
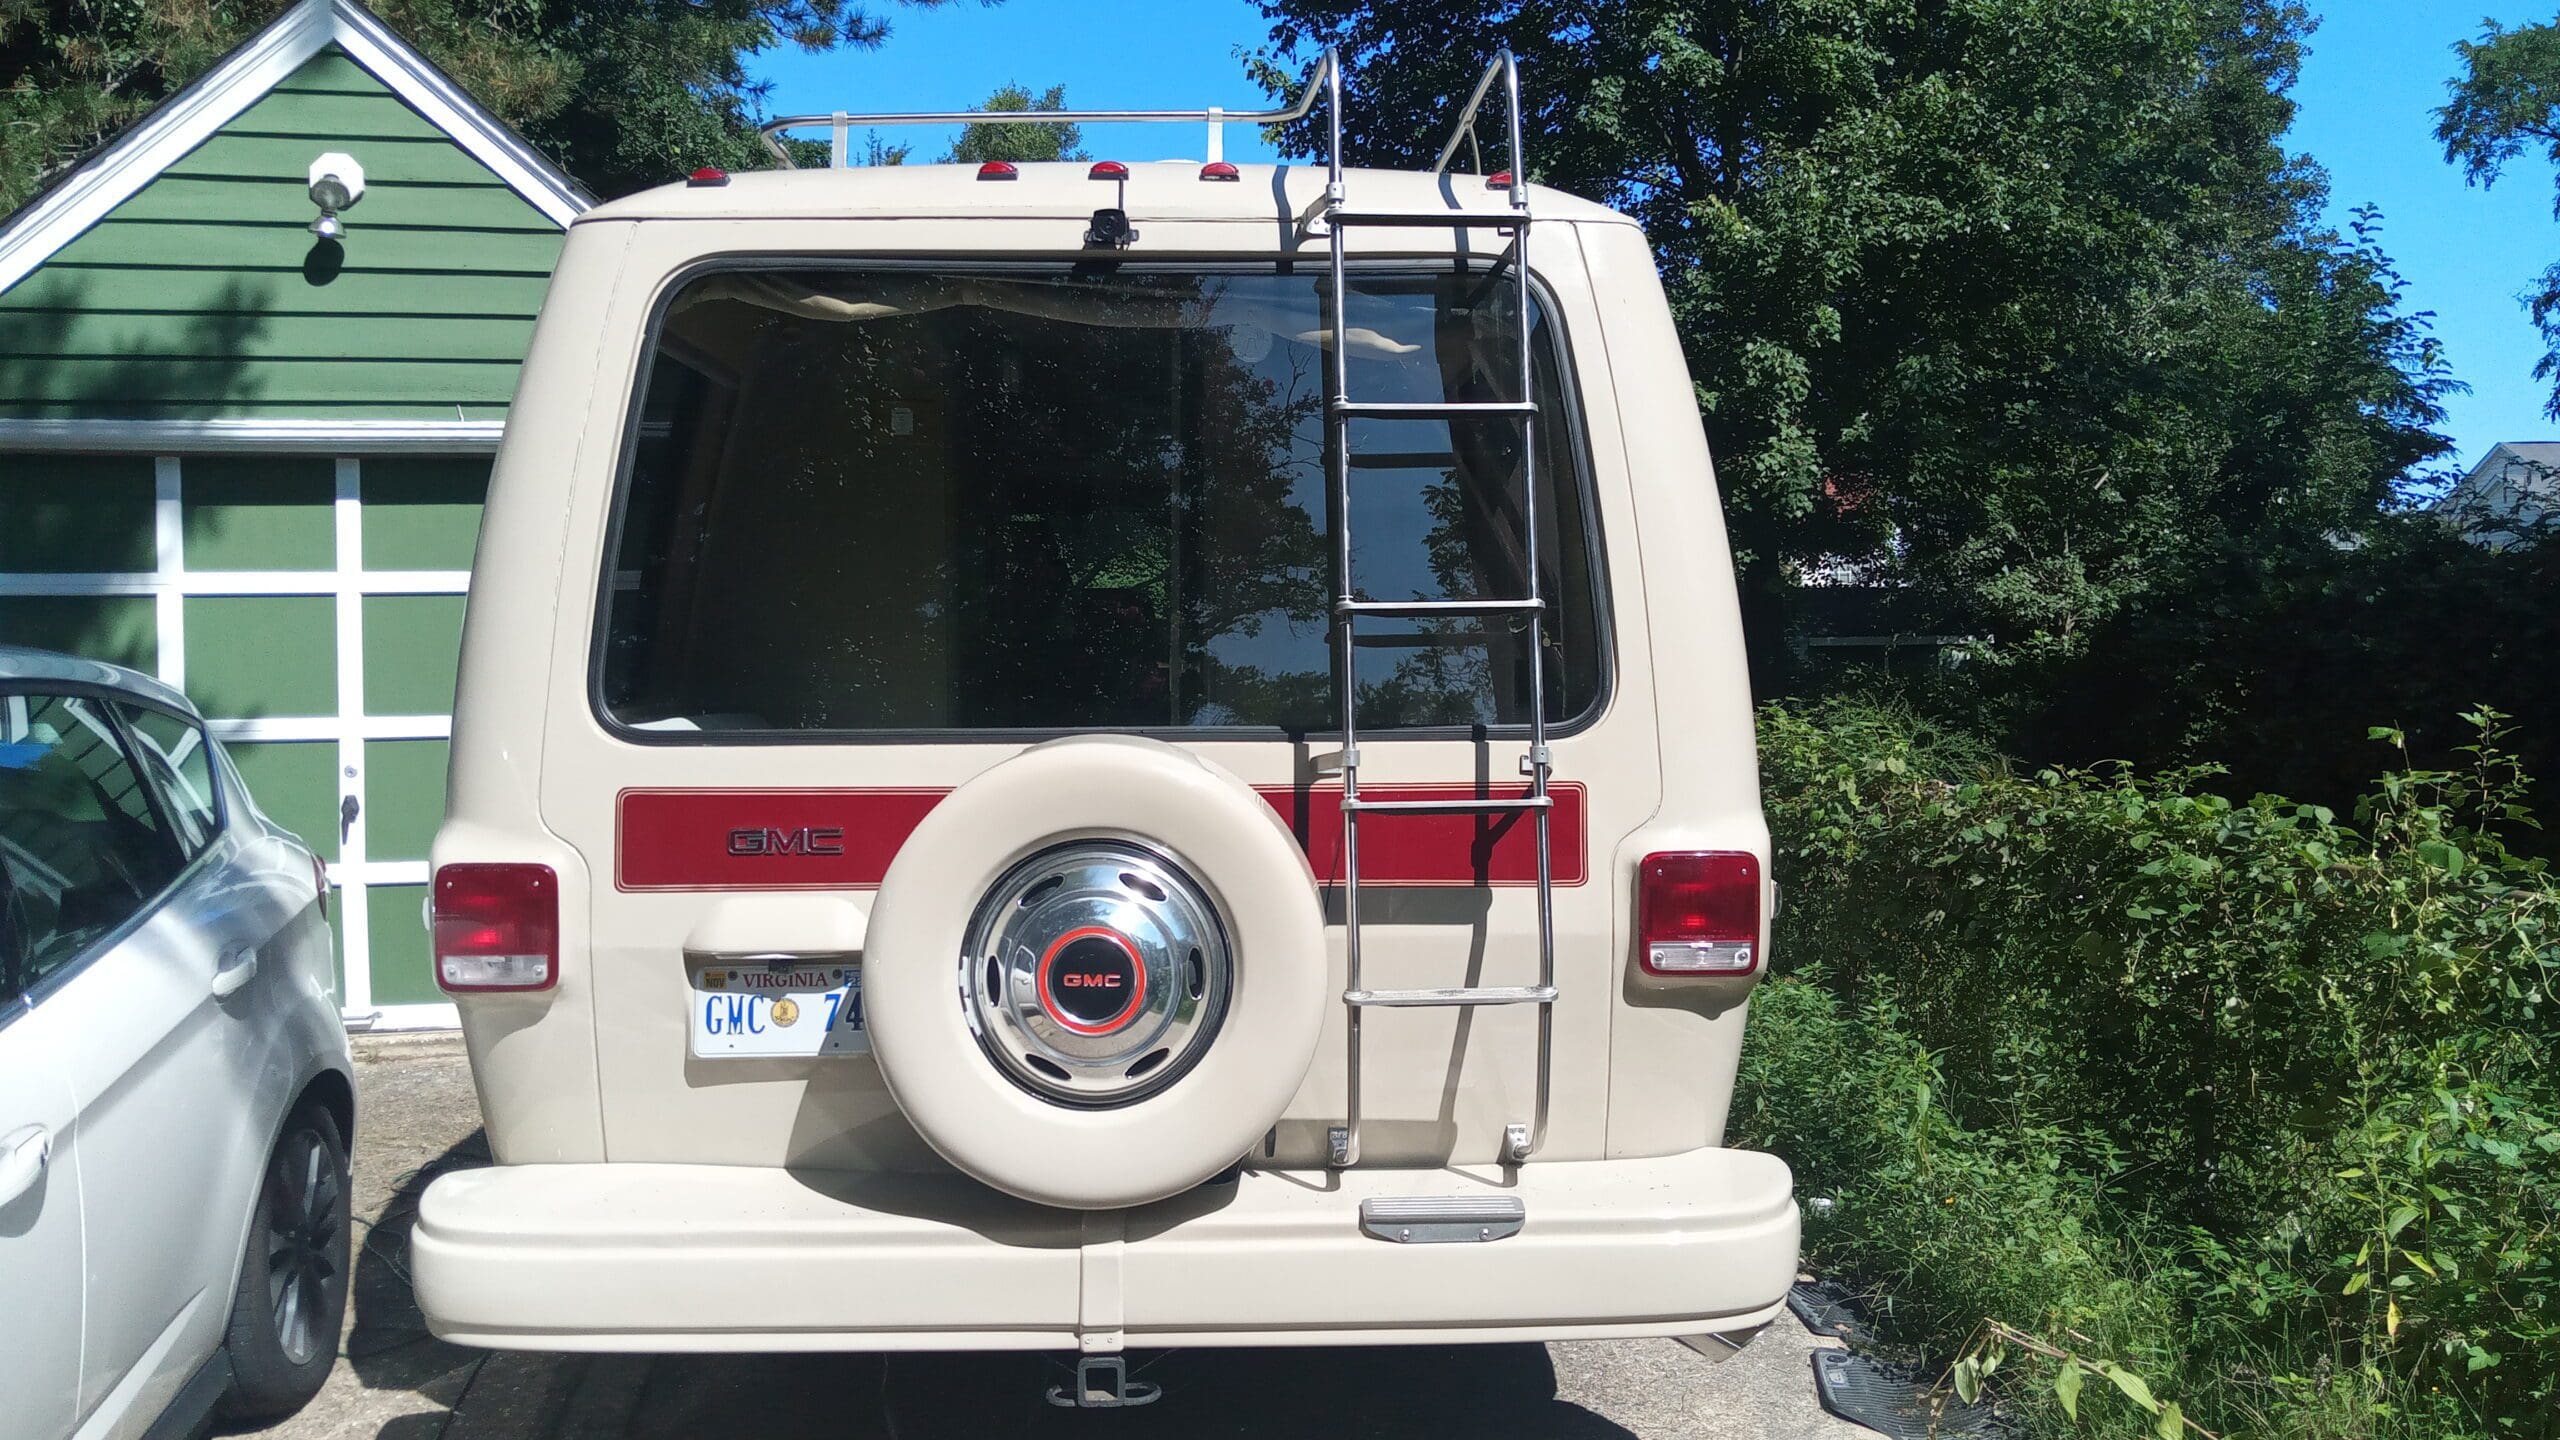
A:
[
  {"left": 433, "top": 863, "right": 557, "bottom": 993},
  {"left": 1637, "top": 851, "right": 1761, "bottom": 975}
]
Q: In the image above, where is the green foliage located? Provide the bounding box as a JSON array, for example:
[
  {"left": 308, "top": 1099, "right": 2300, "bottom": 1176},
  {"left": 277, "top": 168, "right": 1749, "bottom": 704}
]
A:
[
  {"left": 0, "top": 0, "right": 982, "bottom": 207},
  {"left": 942, "top": 82, "right": 1085, "bottom": 164},
  {"left": 1741, "top": 701, "right": 2560, "bottom": 1438},
  {"left": 2438, "top": 18, "right": 2560, "bottom": 419},
  {"left": 1253, "top": 0, "right": 2452, "bottom": 685}
]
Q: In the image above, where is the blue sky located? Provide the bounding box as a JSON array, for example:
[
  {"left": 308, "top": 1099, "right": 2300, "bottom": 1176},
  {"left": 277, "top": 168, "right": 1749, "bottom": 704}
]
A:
[{"left": 756, "top": 0, "right": 2560, "bottom": 479}]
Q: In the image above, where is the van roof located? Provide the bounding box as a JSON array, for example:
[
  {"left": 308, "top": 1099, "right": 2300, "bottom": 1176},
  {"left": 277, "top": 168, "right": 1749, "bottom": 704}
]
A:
[{"left": 578, "top": 162, "right": 1635, "bottom": 229}]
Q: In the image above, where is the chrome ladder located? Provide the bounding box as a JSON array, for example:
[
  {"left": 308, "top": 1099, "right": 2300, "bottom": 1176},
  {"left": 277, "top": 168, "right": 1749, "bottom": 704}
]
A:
[{"left": 1306, "top": 52, "right": 1559, "bottom": 1169}]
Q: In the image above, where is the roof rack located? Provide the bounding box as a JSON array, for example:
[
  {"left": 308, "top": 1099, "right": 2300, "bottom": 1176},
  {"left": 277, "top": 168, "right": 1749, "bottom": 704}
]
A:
[
  {"left": 754, "top": 48, "right": 1523, "bottom": 183},
  {"left": 756, "top": 52, "right": 1340, "bottom": 168}
]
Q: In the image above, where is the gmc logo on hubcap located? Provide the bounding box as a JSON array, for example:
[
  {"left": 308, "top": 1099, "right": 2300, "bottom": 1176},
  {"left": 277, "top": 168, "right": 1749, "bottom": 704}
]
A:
[{"left": 1039, "top": 928, "right": 1144, "bottom": 1033}]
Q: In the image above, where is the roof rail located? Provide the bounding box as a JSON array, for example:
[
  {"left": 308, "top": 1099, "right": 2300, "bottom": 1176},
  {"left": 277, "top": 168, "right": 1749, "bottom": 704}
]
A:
[{"left": 756, "top": 51, "right": 1340, "bottom": 168}]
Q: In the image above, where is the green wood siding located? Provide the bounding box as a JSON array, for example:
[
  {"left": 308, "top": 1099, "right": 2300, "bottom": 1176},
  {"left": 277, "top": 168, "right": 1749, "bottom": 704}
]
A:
[{"left": 0, "top": 47, "right": 561, "bottom": 421}]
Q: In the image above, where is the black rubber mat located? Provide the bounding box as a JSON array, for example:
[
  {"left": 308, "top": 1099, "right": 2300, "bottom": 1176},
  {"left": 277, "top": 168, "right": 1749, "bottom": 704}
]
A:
[
  {"left": 1788, "top": 1279, "right": 1868, "bottom": 1340},
  {"left": 1810, "top": 1349, "right": 2002, "bottom": 1439}
]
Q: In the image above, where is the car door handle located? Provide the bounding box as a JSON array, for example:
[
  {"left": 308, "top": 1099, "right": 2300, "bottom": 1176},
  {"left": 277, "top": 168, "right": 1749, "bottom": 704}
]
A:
[
  {"left": 212, "top": 942, "right": 259, "bottom": 999},
  {"left": 0, "top": 1125, "right": 49, "bottom": 1207}
]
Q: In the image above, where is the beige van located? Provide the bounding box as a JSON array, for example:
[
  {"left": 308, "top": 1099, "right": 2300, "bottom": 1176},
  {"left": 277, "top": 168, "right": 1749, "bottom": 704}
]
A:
[{"left": 410, "top": 54, "right": 1797, "bottom": 1403}]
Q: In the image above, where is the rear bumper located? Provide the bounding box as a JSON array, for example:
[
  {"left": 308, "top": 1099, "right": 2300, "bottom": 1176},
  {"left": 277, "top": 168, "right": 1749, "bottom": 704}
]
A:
[{"left": 411, "top": 1148, "right": 1798, "bottom": 1352}]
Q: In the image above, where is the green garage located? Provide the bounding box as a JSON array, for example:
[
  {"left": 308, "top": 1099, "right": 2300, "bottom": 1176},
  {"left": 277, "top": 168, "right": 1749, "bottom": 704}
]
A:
[{"left": 0, "top": 0, "right": 587, "bottom": 1027}]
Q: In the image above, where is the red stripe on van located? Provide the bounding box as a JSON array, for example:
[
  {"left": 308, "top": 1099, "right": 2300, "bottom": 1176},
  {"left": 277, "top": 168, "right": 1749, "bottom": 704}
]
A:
[{"left": 614, "top": 784, "right": 1586, "bottom": 891}]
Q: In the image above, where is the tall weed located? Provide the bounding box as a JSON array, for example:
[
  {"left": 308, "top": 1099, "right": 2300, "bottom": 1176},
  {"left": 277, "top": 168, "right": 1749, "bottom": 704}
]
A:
[{"left": 1741, "top": 702, "right": 2560, "bottom": 1438}]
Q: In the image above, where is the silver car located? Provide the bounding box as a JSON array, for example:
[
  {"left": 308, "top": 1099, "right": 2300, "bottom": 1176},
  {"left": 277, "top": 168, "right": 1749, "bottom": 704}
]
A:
[{"left": 0, "top": 646, "right": 354, "bottom": 1439}]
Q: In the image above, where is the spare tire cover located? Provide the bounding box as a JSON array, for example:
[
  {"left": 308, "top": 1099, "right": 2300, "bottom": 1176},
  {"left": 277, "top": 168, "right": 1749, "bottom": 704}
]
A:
[{"left": 865, "top": 736, "right": 1326, "bottom": 1208}]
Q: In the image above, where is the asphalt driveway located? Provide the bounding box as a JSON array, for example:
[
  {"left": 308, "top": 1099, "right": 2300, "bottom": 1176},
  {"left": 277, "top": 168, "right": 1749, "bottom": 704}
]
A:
[{"left": 224, "top": 1034, "right": 1864, "bottom": 1440}]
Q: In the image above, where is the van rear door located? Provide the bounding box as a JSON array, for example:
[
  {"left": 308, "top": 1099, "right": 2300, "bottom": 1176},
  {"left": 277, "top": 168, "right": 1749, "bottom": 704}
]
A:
[{"left": 528, "top": 219, "right": 1660, "bottom": 1172}]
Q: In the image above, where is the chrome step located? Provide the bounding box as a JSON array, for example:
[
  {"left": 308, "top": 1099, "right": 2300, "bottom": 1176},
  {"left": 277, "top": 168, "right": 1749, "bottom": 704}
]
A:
[
  {"left": 1360, "top": 1194, "right": 1528, "bottom": 1243},
  {"left": 1343, "top": 795, "right": 1549, "bottom": 815},
  {"left": 1330, "top": 399, "right": 1534, "bottom": 420},
  {"left": 1327, "top": 208, "right": 1527, "bottom": 229},
  {"left": 1335, "top": 597, "right": 1543, "bottom": 618},
  {"left": 1346, "top": 985, "right": 1558, "bottom": 1008}
]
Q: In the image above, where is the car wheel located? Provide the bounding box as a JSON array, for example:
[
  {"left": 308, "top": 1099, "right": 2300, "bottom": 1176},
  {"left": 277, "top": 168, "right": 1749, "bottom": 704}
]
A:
[{"left": 217, "top": 1102, "right": 351, "bottom": 1422}]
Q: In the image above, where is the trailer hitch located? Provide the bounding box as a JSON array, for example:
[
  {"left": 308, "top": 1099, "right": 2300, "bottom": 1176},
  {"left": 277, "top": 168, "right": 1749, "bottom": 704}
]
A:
[{"left": 1045, "top": 1354, "right": 1162, "bottom": 1409}]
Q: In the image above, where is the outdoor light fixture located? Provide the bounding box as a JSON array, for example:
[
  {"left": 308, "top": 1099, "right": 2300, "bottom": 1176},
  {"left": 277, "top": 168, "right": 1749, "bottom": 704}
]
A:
[{"left": 307, "top": 152, "right": 366, "bottom": 240}]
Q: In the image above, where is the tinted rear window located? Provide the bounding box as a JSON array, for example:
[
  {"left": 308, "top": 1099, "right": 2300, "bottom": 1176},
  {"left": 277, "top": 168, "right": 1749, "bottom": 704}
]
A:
[{"left": 598, "top": 266, "right": 1602, "bottom": 736}]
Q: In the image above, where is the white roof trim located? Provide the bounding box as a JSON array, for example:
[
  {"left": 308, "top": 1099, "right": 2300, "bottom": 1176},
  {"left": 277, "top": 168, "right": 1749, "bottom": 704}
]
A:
[
  {"left": 0, "top": 417, "right": 504, "bottom": 454},
  {"left": 0, "top": 0, "right": 587, "bottom": 297}
]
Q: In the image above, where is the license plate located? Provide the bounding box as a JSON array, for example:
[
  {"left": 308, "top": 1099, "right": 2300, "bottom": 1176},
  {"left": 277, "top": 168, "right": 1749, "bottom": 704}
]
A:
[{"left": 688, "top": 962, "right": 867, "bottom": 1058}]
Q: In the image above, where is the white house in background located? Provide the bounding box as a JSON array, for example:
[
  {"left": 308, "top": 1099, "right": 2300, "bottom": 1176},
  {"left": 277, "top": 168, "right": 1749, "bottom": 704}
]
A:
[{"left": 2440, "top": 441, "right": 2560, "bottom": 548}]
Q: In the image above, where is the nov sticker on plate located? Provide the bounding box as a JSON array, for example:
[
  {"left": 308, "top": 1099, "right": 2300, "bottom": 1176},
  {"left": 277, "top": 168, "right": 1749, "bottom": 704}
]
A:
[{"left": 688, "top": 962, "right": 867, "bottom": 1058}]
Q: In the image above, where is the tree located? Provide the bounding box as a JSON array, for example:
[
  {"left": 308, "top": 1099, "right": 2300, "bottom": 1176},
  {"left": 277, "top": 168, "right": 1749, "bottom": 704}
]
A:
[
  {"left": 943, "top": 83, "right": 1085, "bottom": 164},
  {"left": 0, "top": 0, "right": 980, "bottom": 208},
  {"left": 1250, "top": 1, "right": 2451, "bottom": 714},
  {"left": 2439, "top": 18, "right": 2560, "bottom": 419}
]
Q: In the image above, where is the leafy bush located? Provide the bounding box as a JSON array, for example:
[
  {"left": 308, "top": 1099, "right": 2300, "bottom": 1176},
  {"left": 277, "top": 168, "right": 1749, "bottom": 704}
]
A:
[{"left": 1739, "top": 701, "right": 2560, "bottom": 1438}]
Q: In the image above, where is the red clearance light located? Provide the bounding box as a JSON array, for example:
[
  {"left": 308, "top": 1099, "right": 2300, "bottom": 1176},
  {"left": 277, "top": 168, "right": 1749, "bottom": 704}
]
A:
[
  {"left": 433, "top": 863, "right": 558, "bottom": 993},
  {"left": 1487, "top": 169, "right": 1514, "bottom": 190},
  {"left": 687, "top": 166, "right": 729, "bottom": 187},
  {"left": 1089, "top": 160, "right": 1130, "bottom": 181},
  {"left": 1637, "top": 851, "right": 1761, "bottom": 976},
  {"left": 978, "top": 160, "right": 1018, "bottom": 181},
  {"left": 1200, "top": 161, "right": 1241, "bottom": 181}
]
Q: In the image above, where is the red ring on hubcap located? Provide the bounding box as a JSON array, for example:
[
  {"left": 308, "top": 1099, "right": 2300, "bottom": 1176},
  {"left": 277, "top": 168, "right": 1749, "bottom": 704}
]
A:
[{"left": 1034, "top": 925, "right": 1147, "bottom": 1035}]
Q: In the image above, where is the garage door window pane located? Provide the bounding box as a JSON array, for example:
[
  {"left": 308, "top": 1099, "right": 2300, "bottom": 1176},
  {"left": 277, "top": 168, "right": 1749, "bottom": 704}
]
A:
[
  {"left": 361, "top": 595, "right": 464, "bottom": 716},
  {"left": 363, "top": 739, "right": 447, "bottom": 862},
  {"left": 0, "top": 457, "right": 154, "bottom": 573},
  {"left": 366, "top": 883, "right": 438, "bottom": 1005},
  {"left": 184, "top": 596, "right": 334, "bottom": 719},
  {"left": 0, "top": 596, "right": 155, "bottom": 672},
  {"left": 181, "top": 457, "right": 335, "bottom": 571},
  {"left": 226, "top": 740, "right": 338, "bottom": 861},
  {"left": 363, "top": 460, "right": 488, "bottom": 571}
]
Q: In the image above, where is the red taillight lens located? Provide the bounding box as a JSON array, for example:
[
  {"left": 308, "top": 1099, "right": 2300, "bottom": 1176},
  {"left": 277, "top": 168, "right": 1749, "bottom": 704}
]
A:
[
  {"left": 977, "top": 160, "right": 1018, "bottom": 181},
  {"left": 1487, "top": 169, "right": 1514, "bottom": 190},
  {"left": 1199, "top": 161, "right": 1240, "bottom": 181},
  {"left": 432, "top": 863, "right": 558, "bottom": 993},
  {"left": 1089, "top": 160, "right": 1129, "bottom": 181},
  {"left": 1637, "top": 852, "right": 1761, "bottom": 976},
  {"left": 686, "top": 166, "right": 729, "bottom": 187}
]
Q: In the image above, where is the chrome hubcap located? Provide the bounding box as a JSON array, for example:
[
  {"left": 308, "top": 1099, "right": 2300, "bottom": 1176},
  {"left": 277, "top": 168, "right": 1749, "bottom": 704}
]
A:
[
  {"left": 263, "top": 1127, "right": 340, "bottom": 1366},
  {"left": 961, "top": 840, "right": 1232, "bottom": 1107}
]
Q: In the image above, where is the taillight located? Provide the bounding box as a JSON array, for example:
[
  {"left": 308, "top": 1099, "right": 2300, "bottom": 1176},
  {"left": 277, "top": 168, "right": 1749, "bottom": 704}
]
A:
[
  {"left": 1199, "top": 161, "right": 1240, "bottom": 181},
  {"left": 433, "top": 863, "right": 558, "bottom": 993},
  {"left": 1089, "top": 160, "right": 1129, "bottom": 181},
  {"left": 977, "top": 160, "right": 1018, "bottom": 181},
  {"left": 1637, "top": 852, "right": 1761, "bottom": 975},
  {"left": 1487, "top": 169, "right": 1514, "bottom": 190}
]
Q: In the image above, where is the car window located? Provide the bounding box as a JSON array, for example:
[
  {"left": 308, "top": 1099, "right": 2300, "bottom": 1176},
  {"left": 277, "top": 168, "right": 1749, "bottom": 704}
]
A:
[
  {"left": 599, "top": 265, "right": 1603, "bottom": 736},
  {"left": 0, "top": 692, "right": 186, "bottom": 999},
  {"left": 115, "top": 703, "right": 222, "bottom": 857}
]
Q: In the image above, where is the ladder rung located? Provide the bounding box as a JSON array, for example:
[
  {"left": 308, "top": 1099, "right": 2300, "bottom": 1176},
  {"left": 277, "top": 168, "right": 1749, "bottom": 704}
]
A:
[
  {"left": 1332, "top": 400, "right": 1535, "bottom": 420},
  {"left": 1345, "top": 795, "right": 1550, "bottom": 814},
  {"left": 1326, "top": 208, "right": 1527, "bottom": 229},
  {"left": 1347, "top": 985, "right": 1559, "bottom": 1008},
  {"left": 1337, "top": 597, "right": 1543, "bottom": 618}
]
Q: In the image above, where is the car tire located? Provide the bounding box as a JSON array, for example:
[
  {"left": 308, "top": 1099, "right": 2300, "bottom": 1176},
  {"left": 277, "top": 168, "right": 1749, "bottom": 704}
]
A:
[
  {"left": 216, "top": 1101, "right": 351, "bottom": 1423},
  {"left": 866, "top": 735, "right": 1328, "bottom": 1208}
]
